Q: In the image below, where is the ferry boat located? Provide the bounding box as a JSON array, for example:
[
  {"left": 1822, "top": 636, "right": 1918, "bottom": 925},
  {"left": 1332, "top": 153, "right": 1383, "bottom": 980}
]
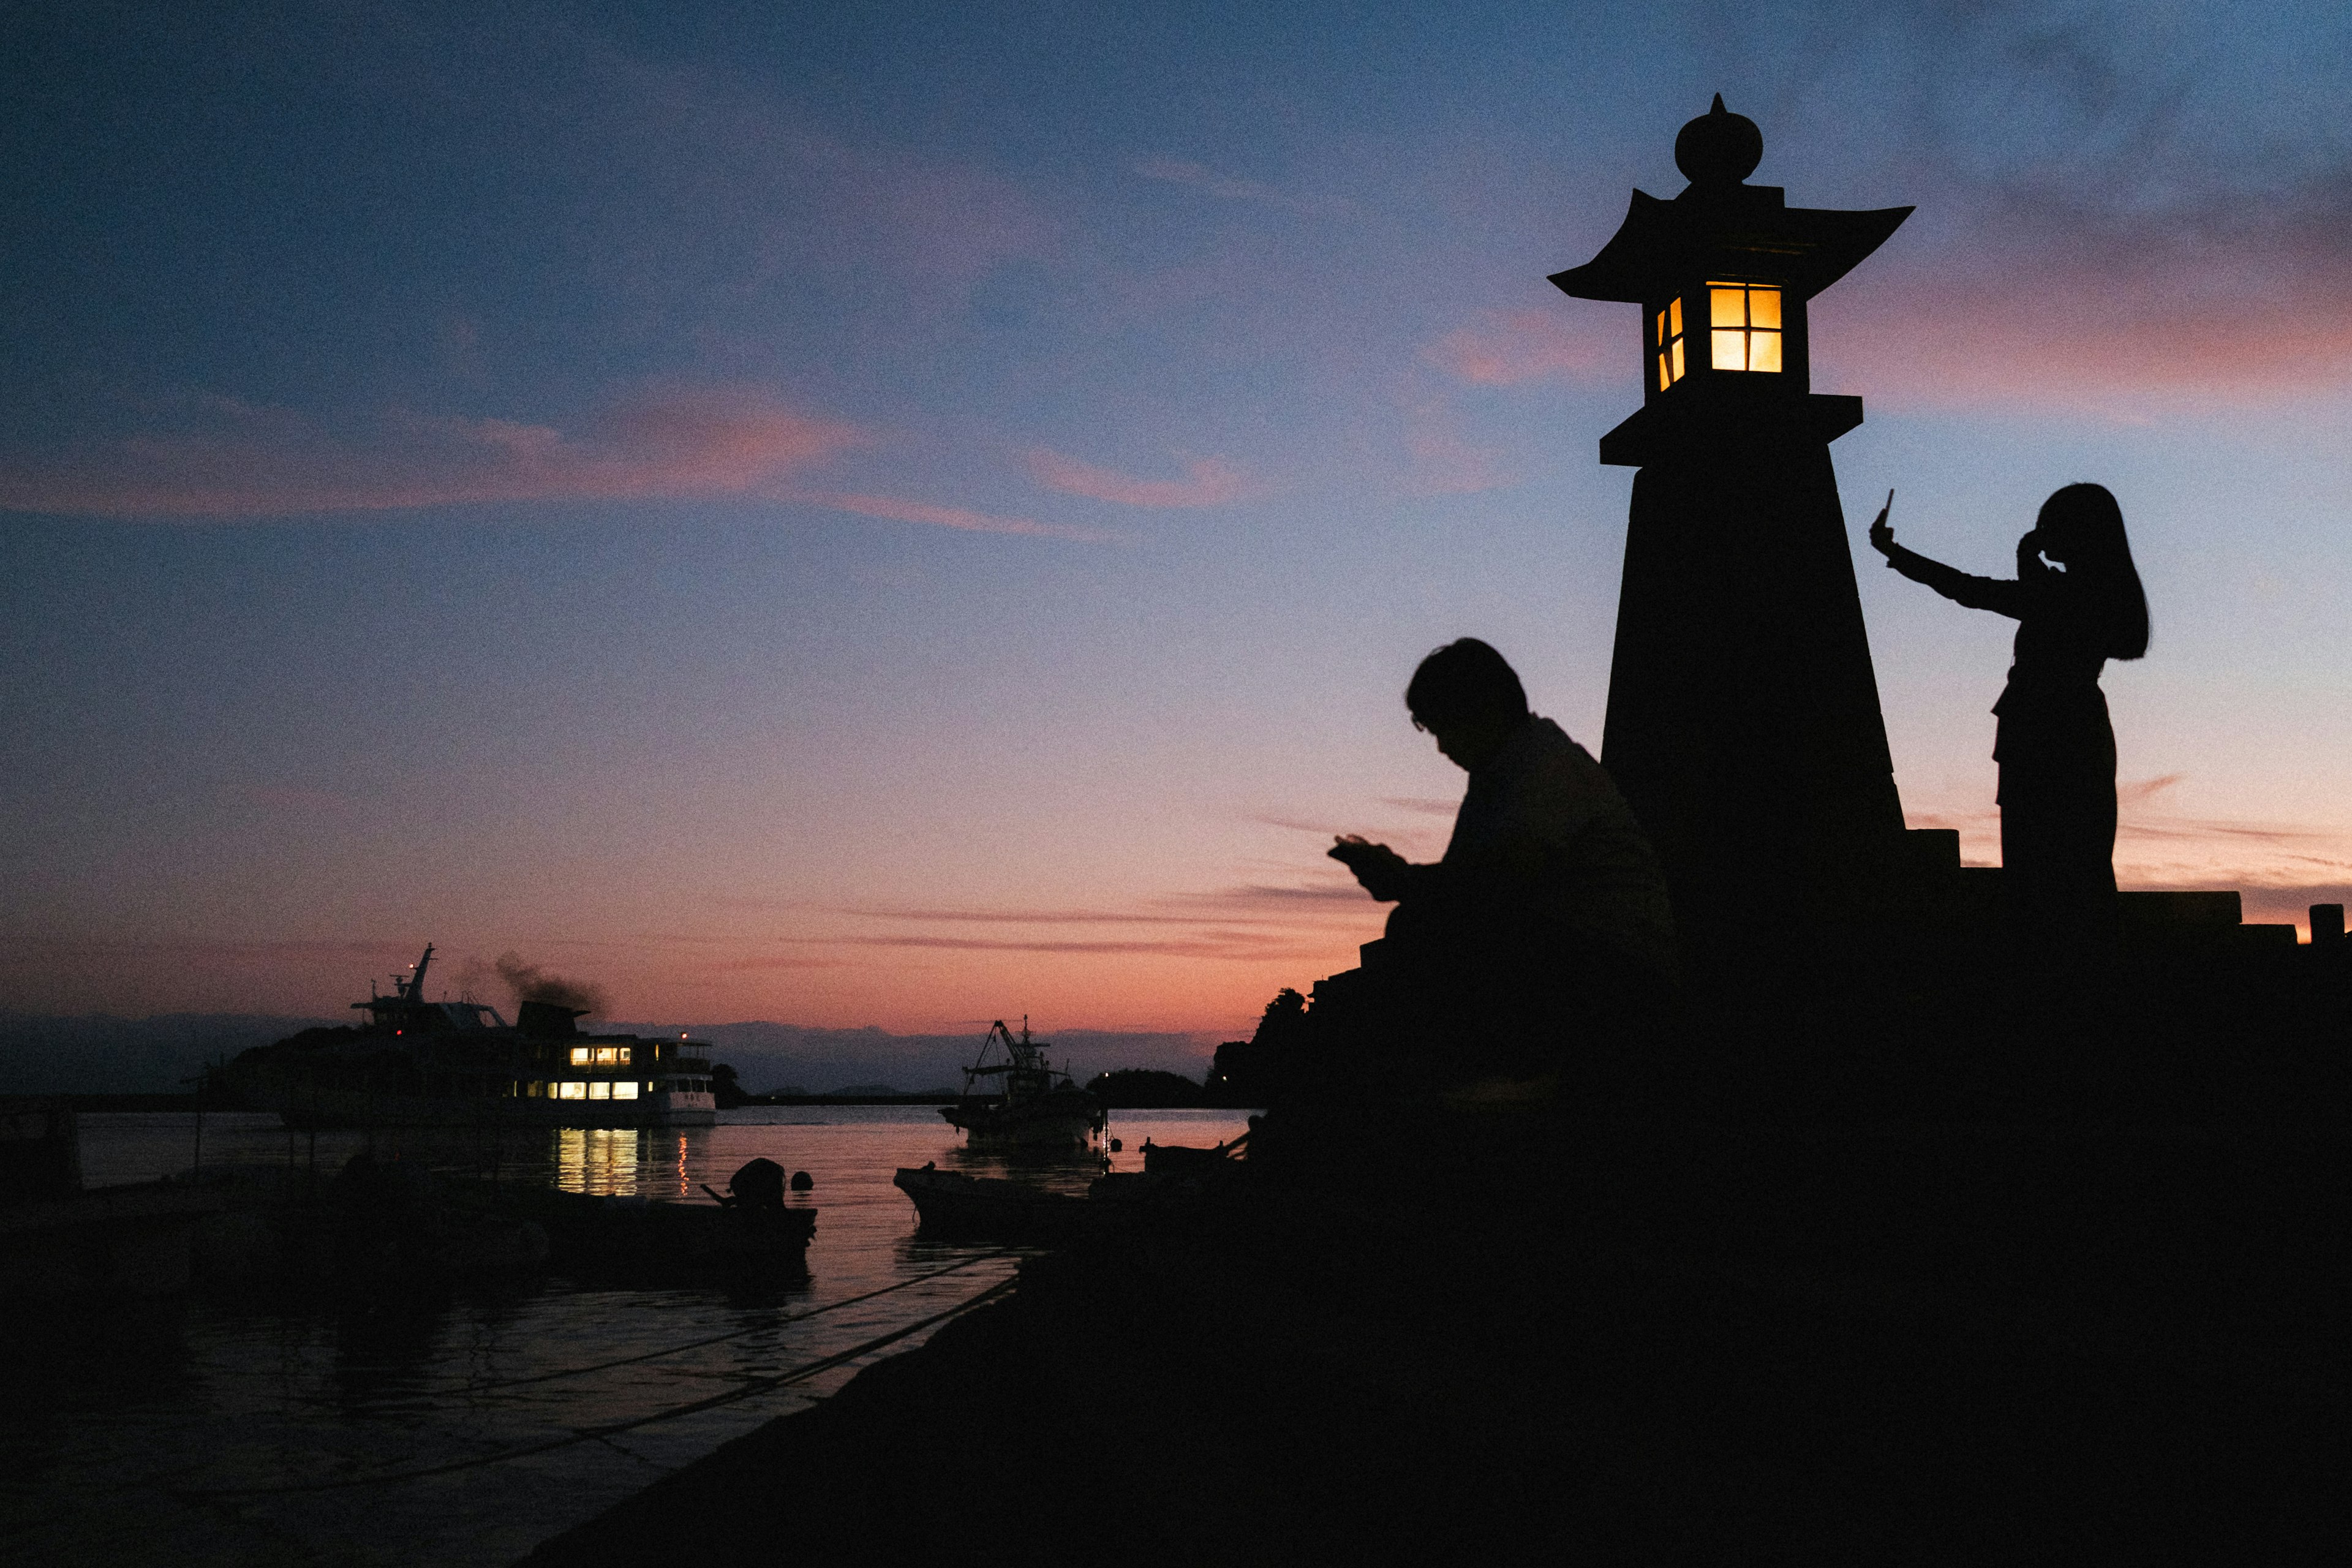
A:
[
  {"left": 939, "top": 1019, "right": 1106, "bottom": 1151},
  {"left": 217, "top": 945, "right": 719, "bottom": 1129}
]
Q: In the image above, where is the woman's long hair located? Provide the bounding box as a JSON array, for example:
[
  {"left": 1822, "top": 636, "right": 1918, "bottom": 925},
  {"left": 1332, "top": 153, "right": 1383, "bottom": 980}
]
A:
[{"left": 2040, "top": 483, "right": 2149, "bottom": 660}]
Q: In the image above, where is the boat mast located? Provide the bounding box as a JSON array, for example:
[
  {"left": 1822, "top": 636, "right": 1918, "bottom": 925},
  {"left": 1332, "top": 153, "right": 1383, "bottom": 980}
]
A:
[{"left": 398, "top": 944, "right": 435, "bottom": 1001}]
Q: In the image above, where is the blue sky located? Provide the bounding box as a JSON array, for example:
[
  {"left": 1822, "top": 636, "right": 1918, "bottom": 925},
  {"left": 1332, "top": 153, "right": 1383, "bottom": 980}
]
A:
[{"left": 4, "top": 1, "right": 2348, "bottom": 1044}]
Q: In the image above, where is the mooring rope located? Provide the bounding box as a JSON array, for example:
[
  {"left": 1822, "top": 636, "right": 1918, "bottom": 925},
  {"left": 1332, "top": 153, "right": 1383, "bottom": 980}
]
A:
[
  {"left": 181, "top": 1272, "right": 1018, "bottom": 1498},
  {"left": 406, "top": 1248, "right": 1020, "bottom": 1396}
]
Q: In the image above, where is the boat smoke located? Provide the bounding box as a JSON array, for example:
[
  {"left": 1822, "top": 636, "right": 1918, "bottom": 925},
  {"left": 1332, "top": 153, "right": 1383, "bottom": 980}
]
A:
[{"left": 491, "top": 951, "right": 610, "bottom": 1017}]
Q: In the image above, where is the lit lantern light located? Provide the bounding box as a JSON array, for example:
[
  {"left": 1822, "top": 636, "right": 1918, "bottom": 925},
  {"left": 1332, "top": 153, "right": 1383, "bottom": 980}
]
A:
[
  {"left": 1709, "top": 282, "right": 1781, "bottom": 372},
  {"left": 1654, "top": 298, "right": 1686, "bottom": 389}
]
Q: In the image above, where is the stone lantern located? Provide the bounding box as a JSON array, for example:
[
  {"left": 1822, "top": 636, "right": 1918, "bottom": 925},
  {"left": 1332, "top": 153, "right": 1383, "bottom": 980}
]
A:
[{"left": 1551, "top": 97, "right": 1919, "bottom": 951}]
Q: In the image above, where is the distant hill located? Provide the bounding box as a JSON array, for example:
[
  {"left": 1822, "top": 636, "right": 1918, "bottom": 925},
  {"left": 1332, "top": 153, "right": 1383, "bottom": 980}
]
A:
[
  {"left": 0, "top": 1012, "right": 1212, "bottom": 1098},
  {"left": 604, "top": 1020, "right": 1213, "bottom": 1098},
  {"left": 1085, "top": 1068, "right": 1213, "bottom": 1107},
  {"left": 0, "top": 1012, "right": 336, "bottom": 1095}
]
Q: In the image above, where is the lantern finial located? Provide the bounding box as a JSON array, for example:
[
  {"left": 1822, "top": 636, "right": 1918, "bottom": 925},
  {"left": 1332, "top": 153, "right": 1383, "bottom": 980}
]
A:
[{"left": 1675, "top": 95, "right": 1763, "bottom": 188}]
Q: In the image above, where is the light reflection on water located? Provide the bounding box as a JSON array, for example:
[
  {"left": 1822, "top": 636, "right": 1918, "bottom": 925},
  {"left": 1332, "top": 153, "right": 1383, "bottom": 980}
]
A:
[{"left": 7, "top": 1106, "right": 1252, "bottom": 1567}]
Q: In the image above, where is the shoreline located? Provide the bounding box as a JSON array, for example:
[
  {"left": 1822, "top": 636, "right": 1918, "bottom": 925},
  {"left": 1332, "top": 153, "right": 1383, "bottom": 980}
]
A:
[{"left": 520, "top": 1115, "right": 2342, "bottom": 1562}]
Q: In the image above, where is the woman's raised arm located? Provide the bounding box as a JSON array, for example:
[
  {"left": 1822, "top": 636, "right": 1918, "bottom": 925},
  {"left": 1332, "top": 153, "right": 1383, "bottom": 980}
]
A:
[{"left": 1869, "top": 497, "right": 2027, "bottom": 619}]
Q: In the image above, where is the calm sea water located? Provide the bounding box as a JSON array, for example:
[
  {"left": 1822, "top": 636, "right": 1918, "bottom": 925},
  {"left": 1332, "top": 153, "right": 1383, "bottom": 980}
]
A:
[{"left": 4, "top": 1106, "right": 1252, "bottom": 1567}]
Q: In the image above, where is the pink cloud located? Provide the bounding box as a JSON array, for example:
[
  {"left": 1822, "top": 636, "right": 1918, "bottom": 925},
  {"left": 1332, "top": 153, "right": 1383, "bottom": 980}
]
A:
[
  {"left": 794, "top": 879, "right": 1383, "bottom": 968},
  {"left": 0, "top": 386, "right": 867, "bottom": 518},
  {"left": 827, "top": 931, "right": 1346, "bottom": 961},
  {"left": 1022, "top": 448, "right": 1261, "bottom": 508},
  {"left": 1819, "top": 285, "right": 2352, "bottom": 413},
  {"left": 1133, "top": 156, "right": 1354, "bottom": 219},
  {"left": 1807, "top": 184, "right": 2352, "bottom": 412},
  {"left": 1379, "top": 796, "right": 1460, "bottom": 817},
  {"left": 1421, "top": 310, "right": 1610, "bottom": 387},
  {"left": 761, "top": 137, "right": 1057, "bottom": 294},
  {"left": 799, "top": 491, "right": 1115, "bottom": 542},
  {"left": 1400, "top": 410, "right": 1512, "bottom": 496}
]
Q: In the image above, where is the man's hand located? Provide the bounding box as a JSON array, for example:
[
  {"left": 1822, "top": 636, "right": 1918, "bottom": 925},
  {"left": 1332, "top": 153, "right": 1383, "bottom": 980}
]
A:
[{"left": 1329, "top": 834, "right": 1411, "bottom": 902}]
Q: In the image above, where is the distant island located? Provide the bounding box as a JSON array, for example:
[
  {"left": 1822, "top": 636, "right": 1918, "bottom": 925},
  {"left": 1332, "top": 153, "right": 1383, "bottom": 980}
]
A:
[
  {"left": 732, "top": 1068, "right": 1230, "bottom": 1109},
  {"left": 0, "top": 1011, "right": 1235, "bottom": 1102}
]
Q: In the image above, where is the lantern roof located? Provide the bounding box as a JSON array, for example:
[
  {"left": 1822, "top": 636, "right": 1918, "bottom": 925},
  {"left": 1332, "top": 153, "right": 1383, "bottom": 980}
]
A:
[{"left": 1549, "top": 96, "right": 1910, "bottom": 305}]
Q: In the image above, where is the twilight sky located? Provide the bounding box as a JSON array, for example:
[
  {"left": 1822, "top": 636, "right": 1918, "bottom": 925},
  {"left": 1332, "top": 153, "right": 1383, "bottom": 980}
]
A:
[{"left": 4, "top": 1, "right": 2348, "bottom": 1052}]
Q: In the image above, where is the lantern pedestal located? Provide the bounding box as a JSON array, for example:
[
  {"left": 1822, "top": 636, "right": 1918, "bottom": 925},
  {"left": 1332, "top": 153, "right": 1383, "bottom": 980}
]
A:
[{"left": 1600, "top": 396, "right": 1909, "bottom": 955}]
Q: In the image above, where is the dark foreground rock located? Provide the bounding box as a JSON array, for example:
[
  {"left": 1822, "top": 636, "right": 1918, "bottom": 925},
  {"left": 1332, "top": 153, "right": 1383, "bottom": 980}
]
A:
[{"left": 521, "top": 1109, "right": 2340, "bottom": 1566}]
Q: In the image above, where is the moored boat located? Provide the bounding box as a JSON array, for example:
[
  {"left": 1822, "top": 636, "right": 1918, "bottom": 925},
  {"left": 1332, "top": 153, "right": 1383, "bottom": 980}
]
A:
[
  {"left": 217, "top": 944, "right": 720, "bottom": 1129},
  {"left": 938, "top": 1019, "right": 1106, "bottom": 1152},
  {"left": 892, "top": 1163, "right": 1089, "bottom": 1244}
]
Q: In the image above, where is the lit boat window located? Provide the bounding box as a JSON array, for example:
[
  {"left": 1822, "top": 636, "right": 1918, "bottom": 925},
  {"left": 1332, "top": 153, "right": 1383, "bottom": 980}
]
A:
[
  {"left": 570, "top": 1047, "right": 591, "bottom": 1065},
  {"left": 558, "top": 1081, "right": 586, "bottom": 1100},
  {"left": 612, "top": 1081, "right": 639, "bottom": 1099}
]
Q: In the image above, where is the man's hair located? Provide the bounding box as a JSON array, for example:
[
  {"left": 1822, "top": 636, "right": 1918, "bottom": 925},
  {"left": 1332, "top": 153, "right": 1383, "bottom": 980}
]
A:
[{"left": 1405, "top": 638, "right": 1529, "bottom": 730}]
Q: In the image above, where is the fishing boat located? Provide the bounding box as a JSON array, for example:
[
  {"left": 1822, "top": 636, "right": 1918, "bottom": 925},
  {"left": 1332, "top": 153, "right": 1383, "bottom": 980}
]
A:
[
  {"left": 938, "top": 1019, "right": 1106, "bottom": 1152},
  {"left": 216, "top": 944, "right": 720, "bottom": 1129},
  {"left": 892, "top": 1163, "right": 1090, "bottom": 1244}
]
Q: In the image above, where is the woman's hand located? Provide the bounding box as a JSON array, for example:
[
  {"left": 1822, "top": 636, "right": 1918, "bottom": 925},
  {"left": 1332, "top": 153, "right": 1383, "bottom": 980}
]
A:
[
  {"left": 1868, "top": 491, "right": 1896, "bottom": 559},
  {"left": 2017, "top": 529, "right": 2049, "bottom": 578}
]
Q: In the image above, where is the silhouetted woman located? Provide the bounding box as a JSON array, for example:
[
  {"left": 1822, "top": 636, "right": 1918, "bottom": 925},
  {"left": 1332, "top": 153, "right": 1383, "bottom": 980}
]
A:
[{"left": 1870, "top": 484, "right": 2149, "bottom": 959}]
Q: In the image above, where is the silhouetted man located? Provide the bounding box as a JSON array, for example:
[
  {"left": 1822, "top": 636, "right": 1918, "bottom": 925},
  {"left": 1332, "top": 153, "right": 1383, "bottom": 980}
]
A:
[{"left": 1330, "top": 639, "right": 1675, "bottom": 1086}]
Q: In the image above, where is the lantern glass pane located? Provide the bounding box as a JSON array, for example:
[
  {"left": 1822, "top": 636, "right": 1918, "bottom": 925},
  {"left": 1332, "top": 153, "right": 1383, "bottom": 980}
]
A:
[
  {"left": 1711, "top": 330, "right": 1744, "bottom": 369},
  {"left": 1669, "top": 297, "right": 1683, "bottom": 336},
  {"left": 1750, "top": 331, "right": 1782, "bottom": 372},
  {"left": 1657, "top": 354, "right": 1669, "bottom": 391},
  {"left": 1670, "top": 339, "right": 1685, "bottom": 380},
  {"left": 1710, "top": 288, "right": 1745, "bottom": 328},
  {"left": 1654, "top": 309, "right": 1666, "bottom": 346},
  {"left": 1749, "top": 288, "right": 1782, "bottom": 330}
]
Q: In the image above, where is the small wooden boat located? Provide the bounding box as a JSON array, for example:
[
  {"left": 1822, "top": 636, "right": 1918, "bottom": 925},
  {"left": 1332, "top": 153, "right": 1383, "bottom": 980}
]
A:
[
  {"left": 1140, "top": 1130, "right": 1246, "bottom": 1175},
  {"left": 431, "top": 1158, "right": 815, "bottom": 1280},
  {"left": 892, "top": 1164, "right": 1088, "bottom": 1245}
]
